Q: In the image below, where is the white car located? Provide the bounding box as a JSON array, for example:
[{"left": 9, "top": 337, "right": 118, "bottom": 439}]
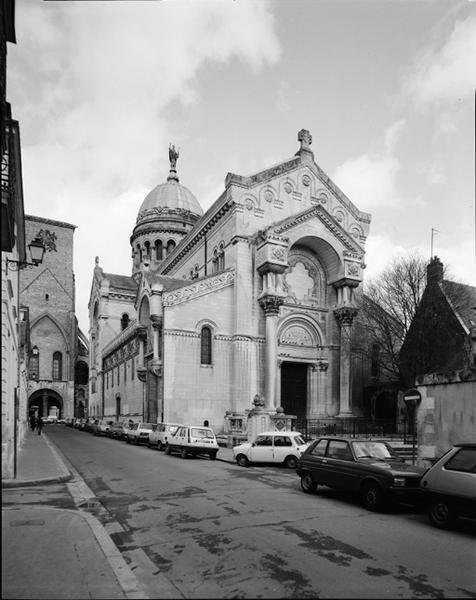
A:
[
  {"left": 233, "top": 431, "right": 310, "bottom": 469},
  {"left": 148, "top": 422, "right": 182, "bottom": 450},
  {"left": 126, "top": 422, "right": 156, "bottom": 445},
  {"left": 164, "top": 425, "right": 219, "bottom": 460}
]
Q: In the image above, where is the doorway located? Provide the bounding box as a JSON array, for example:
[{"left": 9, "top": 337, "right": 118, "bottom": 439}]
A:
[{"left": 281, "top": 362, "right": 308, "bottom": 417}]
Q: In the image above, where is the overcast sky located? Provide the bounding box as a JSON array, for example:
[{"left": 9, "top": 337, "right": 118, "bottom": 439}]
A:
[{"left": 7, "top": 0, "right": 476, "bottom": 334}]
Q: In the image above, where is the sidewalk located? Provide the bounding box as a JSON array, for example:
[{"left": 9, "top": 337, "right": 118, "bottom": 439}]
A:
[{"left": 2, "top": 430, "right": 146, "bottom": 599}]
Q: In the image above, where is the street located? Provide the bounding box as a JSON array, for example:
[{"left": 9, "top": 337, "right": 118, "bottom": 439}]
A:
[{"left": 5, "top": 426, "right": 475, "bottom": 599}]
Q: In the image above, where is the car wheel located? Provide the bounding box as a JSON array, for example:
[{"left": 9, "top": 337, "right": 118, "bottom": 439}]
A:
[
  {"left": 157, "top": 441, "right": 163, "bottom": 451},
  {"left": 164, "top": 444, "right": 171, "bottom": 455},
  {"left": 300, "top": 472, "right": 317, "bottom": 494},
  {"left": 236, "top": 454, "right": 249, "bottom": 467},
  {"left": 180, "top": 447, "right": 187, "bottom": 459},
  {"left": 209, "top": 452, "right": 217, "bottom": 460},
  {"left": 361, "top": 482, "right": 384, "bottom": 511},
  {"left": 284, "top": 455, "right": 298, "bottom": 469},
  {"left": 428, "top": 497, "right": 455, "bottom": 529}
]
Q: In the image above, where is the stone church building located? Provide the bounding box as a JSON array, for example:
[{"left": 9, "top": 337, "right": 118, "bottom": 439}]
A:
[{"left": 88, "top": 130, "right": 371, "bottom": 437}]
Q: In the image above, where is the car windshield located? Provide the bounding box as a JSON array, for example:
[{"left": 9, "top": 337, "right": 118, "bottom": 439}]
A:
[
  {"left": 142, "top": 423, "right": 154, "bottom": 429},
  {"left": 352, "top": 441, "right": 395, "bottom": 459},
  {"left": 191, "top": 428, "right": 214, "bottom": 439},
  {"left": 293, "top": 435, "right": 306, "bottom": 445}
]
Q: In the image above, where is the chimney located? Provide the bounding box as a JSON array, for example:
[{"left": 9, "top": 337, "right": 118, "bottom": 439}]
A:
[{"left": 427, "top": 256, "right": 444, "bottom": 286}]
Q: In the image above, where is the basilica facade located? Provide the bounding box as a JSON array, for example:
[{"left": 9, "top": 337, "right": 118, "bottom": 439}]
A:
[{"left": 88, "top": 130, "right": 371, "bottom": 437}]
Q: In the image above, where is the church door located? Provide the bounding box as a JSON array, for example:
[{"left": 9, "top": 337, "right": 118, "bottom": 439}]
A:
[{"left": 281, "top": 362, "right": 308, "bottom": 418}]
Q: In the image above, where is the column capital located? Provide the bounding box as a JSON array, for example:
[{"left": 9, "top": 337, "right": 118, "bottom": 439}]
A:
[
  {"left": 318, "top": 359, "right": 329, "bottom": 372},
  {"left": 334, "top": 306, "right": 358, "bottom": 327},
  {"left": 259, "top": 294, "right": 284, "bottom": 316},
  {"left": 150, "top": 315, "right": 162, "bottom": 330}
]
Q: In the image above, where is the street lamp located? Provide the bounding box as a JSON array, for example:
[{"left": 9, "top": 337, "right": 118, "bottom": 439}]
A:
[{"left": 6, "top": 236, "right": 45, "bottom": 273}]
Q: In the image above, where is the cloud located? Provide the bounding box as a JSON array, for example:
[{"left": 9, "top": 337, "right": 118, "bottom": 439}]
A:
[
  {"left": 9, "top": 0, "right": 281, "bottom": 332},
  {"left": 332, "top": 121, "right": 404, "bottom": 210},
  {"left": 403, "top": 16, "right": 476, "bottom": 109}
]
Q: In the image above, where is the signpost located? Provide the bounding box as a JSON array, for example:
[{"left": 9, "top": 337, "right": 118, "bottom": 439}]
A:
[{"left": 403, "top": 389, "right": 422, "bottom": 464}]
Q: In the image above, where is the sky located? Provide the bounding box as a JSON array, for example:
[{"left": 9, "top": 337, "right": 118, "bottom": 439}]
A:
[{"left": 7, "top": 0, "right": 476, "bottom": 334}]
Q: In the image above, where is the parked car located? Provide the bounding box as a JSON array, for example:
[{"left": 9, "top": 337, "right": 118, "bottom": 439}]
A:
[
  {"left": 108, "top": 421, "right": 131, "bottom": 440},
  {"left": 420, "top": 442, "right": 476, "bottom": 529},
  {"left": 56, "top": 418, "right": 66, "bottom": 424},
  {"left": 126, "top": 422, "right": 156, "bottom": 445},
  {"left": 164, "top": 425, "right": 219, "bottom": 460},
  {"left": 296, "top": 437, "right": 426, "bottom": 511},
  {"left": 148, "top": 422, "right": 182, "bottom": 450},
  {"left": 83, "top": 417, "right": 96, "bottom": 433},
  {"left": 233, "top": 431, "right": 309, "bottom": 469},
  {"left": 91, "top": 419, "right": 114, "bottom": 436}
]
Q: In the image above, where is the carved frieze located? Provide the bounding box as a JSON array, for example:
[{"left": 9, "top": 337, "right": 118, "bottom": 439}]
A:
[{"left": 163, "top": 270, "right": 234, "bottom": 306}]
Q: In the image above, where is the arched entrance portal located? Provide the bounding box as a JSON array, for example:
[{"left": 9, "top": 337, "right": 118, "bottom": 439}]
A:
[
  {"left": 281, "top": 362, "right": 308, "bottom": 418},
  {"left": 28, "top": 389, "right": 63, "bottom": 420}
]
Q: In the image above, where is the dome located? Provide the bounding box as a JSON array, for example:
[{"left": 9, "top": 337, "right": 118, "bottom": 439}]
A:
[
  {"left": 137, "top": 180, "right": 203, "bottom": 222},
  {"left": 136, "top": 145, "right": 203, "bottom": 225}
]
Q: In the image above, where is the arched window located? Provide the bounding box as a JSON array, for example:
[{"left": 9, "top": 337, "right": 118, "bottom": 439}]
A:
[
  {"left": 218, "top": 243, "right": 225, "bottom": 271},
  {"left": 212, "top": 249, "right": 219, "bottom": 274},
  {"left": 166, "top": 239, "right": 176, "bottom": 255},
  {"left": 155, "top": 239, "right": 163, "bottom": 261},
  {"left": 29, "top": 347, "right": 39, "bottom": 380},
  {"left": 52, "top": 351, "right": 62, "bottom": 381},
  {"left": 200, "top": 326, "right": 212, "bottom": 365},
  {"left": 121, "top": 313, "right": 130, "bottom": 331},
  {"left": 144, "top": 240, "right": 151, "bottom": 263},
  {"left": 116, "top": 396, "right": 121, "bottom": 421}
]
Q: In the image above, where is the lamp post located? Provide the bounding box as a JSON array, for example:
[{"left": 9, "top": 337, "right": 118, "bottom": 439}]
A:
[{"left": 6, "top": 236, "right": 45, "bottom": 479}]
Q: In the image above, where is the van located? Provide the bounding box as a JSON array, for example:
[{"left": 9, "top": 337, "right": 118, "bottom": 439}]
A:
[{"left": 164, "top": 425, "right": 219, "bottom": 460}]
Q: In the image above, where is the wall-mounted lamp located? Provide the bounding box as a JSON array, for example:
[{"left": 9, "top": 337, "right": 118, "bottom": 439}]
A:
[{"left": 6, "top": 236, "right": 45, "bottom": 274}]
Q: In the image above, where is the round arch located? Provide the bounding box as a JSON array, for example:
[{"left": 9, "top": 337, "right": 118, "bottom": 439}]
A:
[{"left": 28, "top": 389, "right": 63, "bottom": 420}]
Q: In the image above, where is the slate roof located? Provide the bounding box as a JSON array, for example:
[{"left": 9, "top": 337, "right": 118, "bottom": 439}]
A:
[
  {"left": 103, "top": 273, "right": 137, "bottom": 292},
  {"left": 442, "top": 280, "right": 476, "bottom": 332}
]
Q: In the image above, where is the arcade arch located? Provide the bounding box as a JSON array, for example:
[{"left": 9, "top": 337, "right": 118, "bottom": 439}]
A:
[{"left": 28, "top": 389, "right": 63, "bottom": 420}]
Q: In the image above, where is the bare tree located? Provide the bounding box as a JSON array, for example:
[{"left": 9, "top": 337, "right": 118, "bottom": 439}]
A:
[{"left": 356, "top": 253, "right": 428, "bottom": 382}]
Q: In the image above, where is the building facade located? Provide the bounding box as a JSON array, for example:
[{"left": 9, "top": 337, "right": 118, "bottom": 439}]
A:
[
  {"left": 89, "top": 131, "right": 372, "bottom": 436},
  {"left": 21, "top": 216, "right": 88, "bottom": 421}
]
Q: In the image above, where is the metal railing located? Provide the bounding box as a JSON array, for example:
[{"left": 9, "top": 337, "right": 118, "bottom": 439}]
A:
[{"left": 293, "top": 417, "right": 412, "bottom": 443}]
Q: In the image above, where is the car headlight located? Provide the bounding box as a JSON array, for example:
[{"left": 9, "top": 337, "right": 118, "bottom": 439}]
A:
[{"left": 393, "top": 477, "right": 406, "bottom": 487}]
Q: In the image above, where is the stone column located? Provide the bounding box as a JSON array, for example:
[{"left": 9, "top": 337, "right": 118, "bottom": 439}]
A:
[
  {"left": 42, "top": 391, "right": 48, "bottom": 417},
  {"left": 318, "top": 360, "right": 329, "bottom": 415},
  {"left": 307, "top": 363, "right": 318, "bottom": 417},
  {"left": 259, "top": 296, "right": 283, "bottom": 409},
  {"left": 276, "top": 360, "right": 283, "bottom": 408},
  {"left": 334, "top": 307, "right": 358, "bottom": 416}
]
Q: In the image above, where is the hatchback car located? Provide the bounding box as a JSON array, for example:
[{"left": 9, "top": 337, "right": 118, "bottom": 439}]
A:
[
  {"left": 296, "top": 437, "right": 426, "bottom": 511},
  {"left": 420, "top": 442, "right": 476, "bottom": 528},
  {"left": 233, "top": 431, "right": 309, "bottom": 469},
  {"left": 148, "top": 422, "right": 182, "bottom": 450},
  {"left": 164, "top": 425, "right": 219, "bottom": 460},
  {"left": 126, "top": 422, "right": 156, "bottom": 445}
]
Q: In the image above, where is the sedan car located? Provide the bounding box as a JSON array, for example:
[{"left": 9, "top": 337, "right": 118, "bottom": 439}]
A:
[
  {"left": 108, "top": 421, "right": 131, "bottom": 440},
  {"left": 420, "top": 442, "right": 476, "bottom": 528},
  {"left": 233, "top": 431, "right": 309, "bottom": 469},
  {"left": 126, "top": 422, "right": 156, "bottom": 445},
  {"left": 296, "top": 437, "right": 426, "bottom": 511}
]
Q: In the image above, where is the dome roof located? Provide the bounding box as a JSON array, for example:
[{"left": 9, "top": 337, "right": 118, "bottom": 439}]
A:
[
  {"left": 138, "top": 180, "right": 203, "bottom": 219},
  {"left": 136, "top": 145, "right": 203, "bottom": 225}
]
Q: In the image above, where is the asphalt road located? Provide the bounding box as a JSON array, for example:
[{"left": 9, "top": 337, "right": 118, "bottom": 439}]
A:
[{"left": 46, "top": 426, "right": 475, "bottom": 599}]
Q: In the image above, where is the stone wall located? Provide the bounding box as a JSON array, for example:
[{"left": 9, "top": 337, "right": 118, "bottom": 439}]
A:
[{"left": 416, "top": 370, "right": 476, "bottom": 467}]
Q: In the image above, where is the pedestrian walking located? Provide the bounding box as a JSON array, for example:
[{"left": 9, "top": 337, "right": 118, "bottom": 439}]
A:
[
  {"left": 37, "top": 417, "right": 43, "bottom": 435},
  {"left": 29, "top": 415, "right": 36, "bottom": 431}
]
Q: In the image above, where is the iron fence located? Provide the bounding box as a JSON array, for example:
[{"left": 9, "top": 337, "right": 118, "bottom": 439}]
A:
[{"left": 293, "top": 417, "right": 412, "bottom": 443}]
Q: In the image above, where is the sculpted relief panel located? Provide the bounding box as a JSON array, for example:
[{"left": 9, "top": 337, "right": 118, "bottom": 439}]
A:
[{"left": 280, "top": 324, "right": 313, "bottom": 347}]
